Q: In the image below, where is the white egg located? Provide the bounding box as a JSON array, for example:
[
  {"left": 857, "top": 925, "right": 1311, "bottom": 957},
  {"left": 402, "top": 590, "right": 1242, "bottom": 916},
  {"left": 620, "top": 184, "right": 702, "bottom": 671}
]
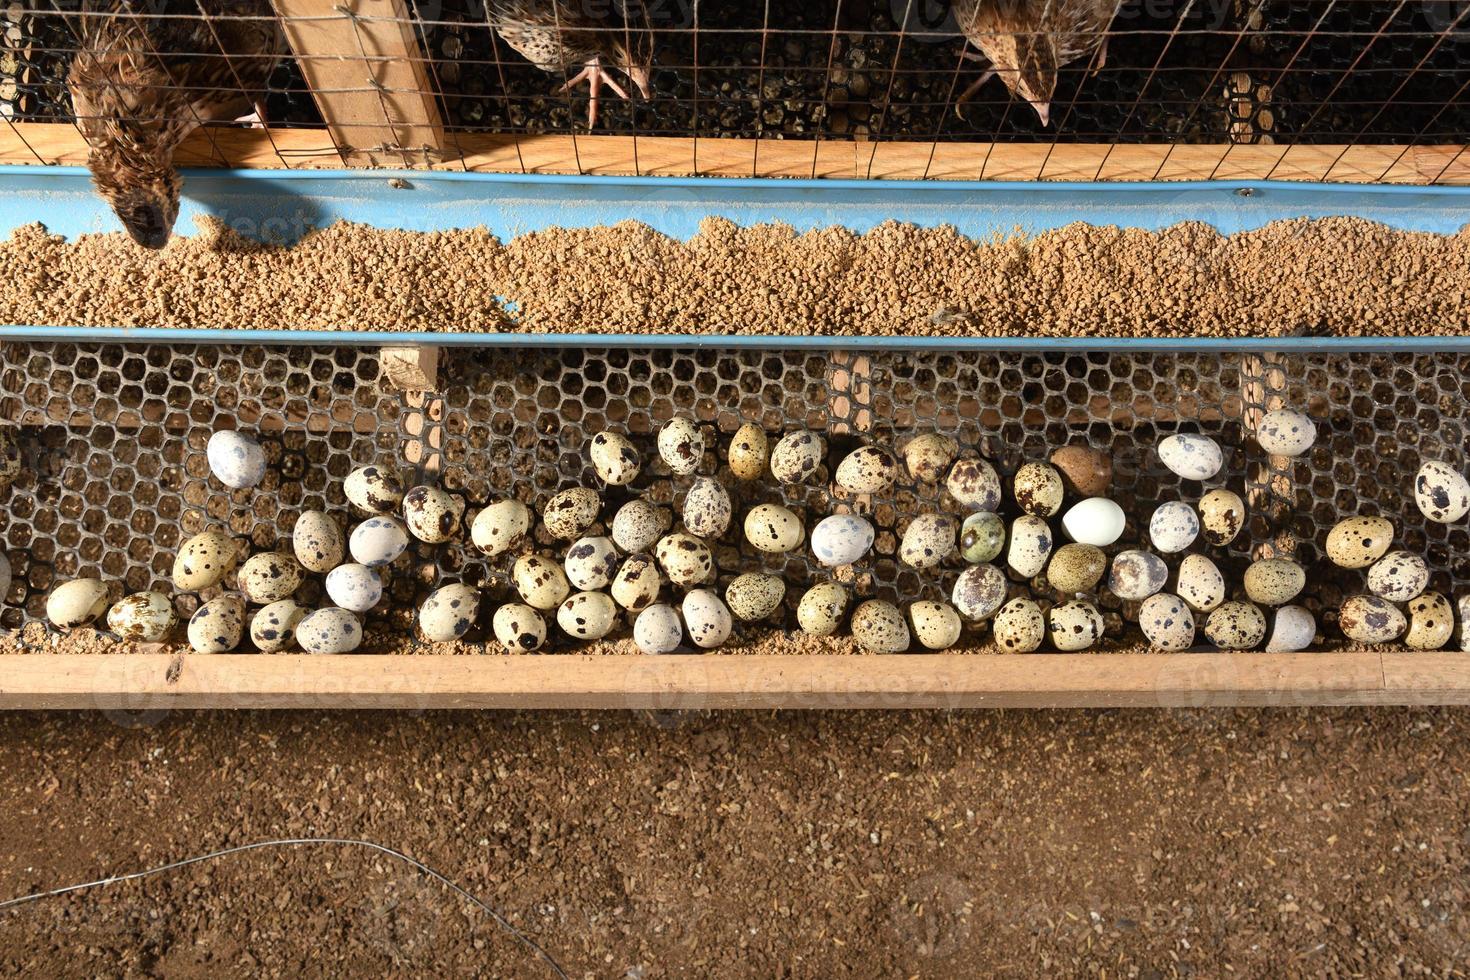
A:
[
  {"left": 1266, "top": 605, "right": 1316, "bottom": 652},
  {"left": 206, "top": 430, "right": 266, "bottom": 490},
  {"left": 810, "top": 514, "right": 874, "bottom": 568},
  {"left": 325, "top": 563, "right": 383, "bottom": 612},
  {"left": 349, "top": 517, "right": 409, "bottom": 568},
  {"left": 1061, "top": 497, "right": 1126, "bottom": 547},
  {"left": 296, "top": 607, "right": 363, "bottom": 654},
  {"left": 682, "top": 589, "right": 733, "bottom": 649}
]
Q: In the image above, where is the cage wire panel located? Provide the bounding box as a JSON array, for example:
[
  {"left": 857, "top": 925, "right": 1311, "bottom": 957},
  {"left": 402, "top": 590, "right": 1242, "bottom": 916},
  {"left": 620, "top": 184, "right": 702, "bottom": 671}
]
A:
[
  {"left": 2, "top": 342, "right": 1468, "bottom": 650},
  {"left": 2, "top": 1, "right": 1468, "bottom": 177}
]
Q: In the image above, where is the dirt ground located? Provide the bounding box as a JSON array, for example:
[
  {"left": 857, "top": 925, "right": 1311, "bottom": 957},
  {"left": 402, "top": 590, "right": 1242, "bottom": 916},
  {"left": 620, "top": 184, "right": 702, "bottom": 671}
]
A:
[{"left": 0, "top": 707, "right": 1467, "bottom": 977}]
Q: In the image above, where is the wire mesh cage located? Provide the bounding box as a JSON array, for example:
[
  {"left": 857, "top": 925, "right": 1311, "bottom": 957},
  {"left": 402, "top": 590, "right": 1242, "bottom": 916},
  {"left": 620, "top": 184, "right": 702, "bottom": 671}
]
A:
[{"left": 1, "top": 0, "right": 1468, "bottom": 180}]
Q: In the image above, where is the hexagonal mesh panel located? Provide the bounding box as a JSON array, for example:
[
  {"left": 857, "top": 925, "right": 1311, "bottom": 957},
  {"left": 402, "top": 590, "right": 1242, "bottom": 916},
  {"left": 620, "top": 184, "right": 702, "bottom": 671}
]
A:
[{"left": 2, "top": 342, "right": 1468, "bottom": 648}]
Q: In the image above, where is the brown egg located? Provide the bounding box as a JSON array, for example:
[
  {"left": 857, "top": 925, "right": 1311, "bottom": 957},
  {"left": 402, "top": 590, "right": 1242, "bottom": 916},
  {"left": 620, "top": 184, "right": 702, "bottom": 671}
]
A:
[{"left": 1049, "top": 445, "right": 1112, "bottom": 498}]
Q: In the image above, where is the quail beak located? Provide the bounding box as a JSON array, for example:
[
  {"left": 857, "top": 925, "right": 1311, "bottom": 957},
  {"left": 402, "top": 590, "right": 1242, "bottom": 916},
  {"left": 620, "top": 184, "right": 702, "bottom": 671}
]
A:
[
  {"left": 122, "top": 204, "right": 171, "bottom": 250},
  {"left": 1031, "top": 101, "right": 1052, "bottom": 127},
  {"left": 628, "top": 64, "right": 653, "bottom": 100}
]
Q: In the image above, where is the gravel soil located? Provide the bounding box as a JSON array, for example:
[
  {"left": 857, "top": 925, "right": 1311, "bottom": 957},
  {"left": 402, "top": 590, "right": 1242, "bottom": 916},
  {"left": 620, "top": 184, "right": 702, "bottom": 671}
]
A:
[{"left": 1, "top": 707, "right": 1468, "bottom": 976}]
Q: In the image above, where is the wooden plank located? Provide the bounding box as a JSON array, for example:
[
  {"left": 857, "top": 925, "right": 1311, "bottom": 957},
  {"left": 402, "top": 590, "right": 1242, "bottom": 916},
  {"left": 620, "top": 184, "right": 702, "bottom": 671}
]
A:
[
  {"left": 3, "top": 124, "right": 1467, "bottom": 184},
  {"left": 0, "top": 651, "right": 1459, "bottom": 710},
  {"left": 269, "top": 0, "right": 445, "bottom": 166}
]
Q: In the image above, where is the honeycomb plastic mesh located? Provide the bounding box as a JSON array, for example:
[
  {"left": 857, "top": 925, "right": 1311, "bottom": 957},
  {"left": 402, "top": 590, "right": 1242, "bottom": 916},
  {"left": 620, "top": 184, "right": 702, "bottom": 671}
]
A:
[{"left": 2, "top": 342, "right": 1468, "bottom": 645}]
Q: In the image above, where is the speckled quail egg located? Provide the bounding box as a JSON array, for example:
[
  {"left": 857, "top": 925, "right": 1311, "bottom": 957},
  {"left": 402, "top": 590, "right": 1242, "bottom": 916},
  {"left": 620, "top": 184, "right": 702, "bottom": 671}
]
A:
[
  {"left": 728, "top": 423, "right": 769, "bottom": 481},
  {"left": 296, "top": 607, "right": 362, "bottom": 654},
  {"left": 1108, "top": 550, "right": 1168, "bottom": 602},
  {"left": 472, "top": 499, "right": 533, "bottom": 557},
  {"left": 811, "top": 514, "right": 874, "bottom": 568},
  {"left": 1367, "top": 550, "right": 1429, "bottom": 603},
  {"left": 1340, "top": 595, "right": 1407, "bottom": 645},
  {"left": 952, "top": 563, "right": 1007, "bottom": 622},
  {"left": 987, "top": 597, "right": 1041, "bottom": 653},
  {"left": 543, "top": 487, "right": 602, "bottom": 540},
  {"left": 188, "top": 595, "right": 245, "bottom": 653},
  {"left": 1046, "top": 543, "right": 1106, "bottom": 595},
  {"left": 682, "top": 589, "right": 733, "bottom": 649},
  {"left": 1139, "top": 594, "right": 1195, "bottom": 651},
  {"left": 1006, "top": 515, "right": 1053, "bottom": 579},
  {"left": 770, "top": 431, "right": 826, "bottom": 484},
  {"left": 682, "top": 478, "right": 732, "bottom": 539},
  {"left": 1459, "top": 596, "right": 1470, "bottom": 653},
  {"left": 655, "top": 533, "right": 714, "bottom": 587},
  {"left": 349, "top": 517, "right": 409, "bottom": 568},
  {"left": 744, "top": 503, "right": 805, "bottom": 553},
  {"left": 851, "top": 600, "right": 909, "bottom": 654},
  {"left": 513, "top": 554, "right": 571, "bottom": 610},
  {"left": 173, "top": 530, "right": 239, "bottom": 591},
  {"left": 1204, "top": 601, "right": 1266, "bottom": 650},
  {"left": 107, "top": 591, "right": 176, "bottom": 642},
  {"left": 493, "top": 603, "right": 546, "bottom": 653},
  {"left": 797, "top": 582, "right": 849, "bottom": 637},
  {"left": 1159, "top": 433, "right": 1224, "bottom": 481},
  {"left": 1013, "top": 462, "right": 1065, "bottom": 518},
  {"left": 558, "top": 591, "right": 618, "bottom": 641},
  {"left": 634, "top": 604, "right": 684, "bottom": 654},
  {"left": 946, "top": 457, "right": 1001, "bottom": 511},
  {"left": 908, "top": 600, "right": 962, "bottom": 651},
  {"left": 1242, "top": 558, "right": 1305, "bottom": 606},
  {"left": 903, "top": 434, "right": 958, "bottom": 484},
  {"left": 403, "top": 485, "right": 464, "bottom": 544},
  {"left": 590, "top": 432, "right": 641, "bottom": 486},
  {"left": 325, "top": 563, "right": 382, "bottom": 613},
  {"left": 1266, "top": 605, "right": 1316, "bottom": 653},
  {"left": 1257, "top": 409, "right": 1317, "bottom": 457},
  {"left": 1050, "top": 445, "right": 1112, "bottom": 498},
  {"left": 1415, "top": 460, "right": 1470, "bottom": 524},
  {"left": 206, "top": 430, "right": 266, "bottom": 490},
  {"left": 611, "top": 499, "right": 672, "bottom": 554},
  {"left": 344, "top": 465, "right": 404, "bottom": 516},
  {"left": 1198, "top": 489, "right": 1246, "bottom": 547},
  {"left": 292, "top": 510, "right": 344, "bottom": 574},
  {"left": 1176, "top": 554, "right": 1226, "bottom": 613},
  {"left": 1405, "top": 592, "right": 1453, "bottom": 651},
  {"left": 1062, "top": 497, "right": 1126, "bottom": 547},
  {"left": 1048, "top": 600, "right": 1104, "bottom": 652},
  {"left": 960, "top": 512, "right": 1006, "bottom": 564},
  {"left": 250, "top": 599, "right": 306, "bottom": 653},
  {"left": 564, "top": 536, "right": 620, "bottom": 591},
  {"left": 0, "top": 552, "right": 10, "bottom": 603},
  {"left": 1325, "top": 516, "right": 1394, "bottom": 569},
  {"left": 238, "top": 552, "right": 303, "bottom": 605},
  {"left": 899, "top": 514, "right": 957, "bottom": 570},
  {"left": 611, "top": 554, "right": 662, "bottom": 611},
  {"left": 420, "top": 583, "right": 480, "bottom": 642},
  {"left": 46, "top": 578, "right": 110, "bottom": 630},
  {"left": 1148, "top": 502, "right": 1199, "bottom": 554},
  {"left": 835, "top": 446, "right": 898, "bottom": 495},
  {"left": 658, "top": 418, "right": 704, "bottom": 476},
  {"left": 0, "top": 425, "right": 19, "bottom": 491},
  {"left": 725, "top": 573, "right": 785, "bottom": 622}
]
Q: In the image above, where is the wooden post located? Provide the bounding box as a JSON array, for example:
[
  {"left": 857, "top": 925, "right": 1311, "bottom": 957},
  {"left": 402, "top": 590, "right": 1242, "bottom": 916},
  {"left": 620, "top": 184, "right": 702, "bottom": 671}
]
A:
[{"left": 270, "top": 0, "right": 445, "bottom": 167}]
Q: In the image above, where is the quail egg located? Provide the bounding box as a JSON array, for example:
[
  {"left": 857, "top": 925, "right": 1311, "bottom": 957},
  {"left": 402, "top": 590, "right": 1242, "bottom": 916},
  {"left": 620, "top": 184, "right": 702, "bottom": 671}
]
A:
[
  {"left": 946, "top": 456, "right": 1001, "bottom": 511},
  {"left": 1415, "top": 460, "right": 1470, "bottom": 524},
  {"left": 472, "top": 499, "right": 533, "bottom": 557},
  {"left": 590, "top": 431, "right": 641, "bottom": 486},
  {"left": 0, "top": 425, "right": 19, "bottom": 491},
  {"left": 107, "top": 591, "right": 176, "bottom": 642},
  {"left": 1148, "top": 501, "right": 1199, "bottom": 554},
  {"left": 903, "top": 433, "right": 958, "bottom": 483},
  {"left": 1325, "top": 516, "right": 1394, "bottom": 569},
  {"left": 725, "top": 573, "right": 785, "bottom": 621},
  {"left": 558, "top": 591, "right": 618, "bottom": 641},
  {"left": 1198, "top": 489, "right": 1246, "bottom": 546},
  {"left": 951, "top": 563, "right": 1007, "bottom": 622},
  {"left": 611, "top": 554, "right": 662, "bottom": 611},
  {"left": 658, "top": 418, "right": 704, "bottom": 476},
  {"left": 493, "top": 603, "right": 547, "bottom": 652},
  {"left": 1459, "top": 596, "right": 1470, "bottom": 653},
  {"left": 1049, "top": 445, "right": 1112, "bottom": 497},
  {"left": 420, "top": 583, "right": 480, "bottom": 642},
  {"left": 1061, "top": 497, "right": 1126, "bottom": 547},
  {"left": 292, "top": 510, "right": 344, "bottom": 573},
  {"left": 770, "top": 431, "right": 826, "bottom": 484},
  {"left": 1013, "top": 462, "right": 1065, "bottom": 517},
  {"left": 960, "top": 512, "right": 1006, "bottom": 564},
  {"left": 851, "top": 600, "right": 909, "bottom": 654},
  {"left": 899, "top": 514, "right": 957, "bottom": 570},
  {"left": 1405, "top": 592, "right": 1453, "bottom": 651},
  {"left": 1257, "top": 409, "right": 1317, "bottom": 457},
  {"left": 349, "top": 517, "right": 409, "bottom": 568},
  {"left": 344, "top": 465, "right": 404, "bottom": 516},
  {"left": 564, "top": 536, "right": 620, "bottom": 591},
  {"left": 513, "top": 554, "right": 571, "bottom": 610},
  {"left": 1046, "top": 543, "right": 1106, "bottom": 594},
  {"left": 611, "top": 499, "right": 673, "bottom": 554},
  {"left": 1266, "top": 605, "right": 1316, "bottom": 653},
  {"left": 993, "top": 597, "right": 1046, "bottom": 653},
  {"left": 187, "top": 595, "right": 245, "bottom": 653},
  {"left": 1006, "top": 515, "right": 1053, "bottom": 579},
  {"left": 744, "top": 503, "right": 805, "bottom": 553},
  {"left": 655, "top": 533, "right": 714, "bottom": 587},
  {"left": 295, "top": 607, "right": 362, "bottom": 654},
  {"left": 325, "top": 563, "right": 382, "bottom": 613},
  {"left": 908, "top": 600, "right": 962, "bottom": 651},
  {"left": 1048, "top": 600, "right": 1104, "bottom": 652},
  {"left": 1176, "top": 554, "right": 1226, "bottom": 613},
  {"left": 682, "top": 589, "right": 733, "bottom": 649},
  {"left": 1139, "top": 594, "right": 1195, "bottom": 651},
  {"left": 402, "top": 485, "right": 464, "bottom": 544},
  {"left": 835, "top": 446, "right": 898, "bottom": 495},
  {"left": 238, "top": 552, "right": 303, "bottom": 605},
  {"left": 682, "top": 478, "right": 732, "bottom": 539},
  {"left": 1204, "top": 601, "right": 1266, "bottom": 650},
  {"left": 634, "top": 604, "right": 684, "bottom": 654},
  {"left": 1339, "top": 595, "right": 1407, "bottom": 645},
  {"left": 46, "top": 578, "right": 110, "bottom": 630},
  {"left": 797, "top": 582, "right": 849, "bottom": 637},
  {"left": 811, "top": 514, "right": 874, "bottom": 568},
  {"left": 251, "top": 599, "right": 306, "bottom": 652},
  {"left": 206, "top": 430, "right": 266, "bottom": 490},
  {"left": 1108, "top": 550, "right": 1168, "bottom": 602},
  {"left": 1159, "top": 433, "right": 1224, "bottom": 481},
  {"left": 0, "top": 552, "right": 9, "bottom": 603},
  {"left": 172, "top": 530, "right": 240, "bottom": 591},
  {"left": 543, "top": 487, "right": 601, "bottom": 540},
  {"left": 1367, "top": 550, "right": 1429, "bottom": 603},
  {"left": 728, "top": 423, "right": 769, "bottom": 481},
  {"left": 1242, "top": 558, "right": 1305, "bottom": 606}
]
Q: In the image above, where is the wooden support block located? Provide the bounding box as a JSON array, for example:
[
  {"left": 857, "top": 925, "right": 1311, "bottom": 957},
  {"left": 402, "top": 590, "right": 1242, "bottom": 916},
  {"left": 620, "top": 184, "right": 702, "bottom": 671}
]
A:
[
  {"left": 270, "top": 0, "right": 445, "bottom": 167},
  {"left": 380, "top": 345, "right": 438, "bottom": 391}
]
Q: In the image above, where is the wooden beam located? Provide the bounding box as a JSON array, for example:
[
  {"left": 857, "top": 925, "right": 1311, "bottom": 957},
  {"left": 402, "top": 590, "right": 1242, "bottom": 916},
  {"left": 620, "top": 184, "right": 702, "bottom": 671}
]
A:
[
  {"left": 2, "top": 124, "right": 1467, "bottom": 184},
  {"left": 0, "top": 651, "right": 1462, "bottom": 709},
  {"left": 269, "top": 0, "right": 445, "bottom": 167}
]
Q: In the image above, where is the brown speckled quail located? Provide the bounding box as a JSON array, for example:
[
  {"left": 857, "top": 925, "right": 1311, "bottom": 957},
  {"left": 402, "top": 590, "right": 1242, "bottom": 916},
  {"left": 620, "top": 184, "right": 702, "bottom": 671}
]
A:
[
  {"left": 489, "top": 0, "right": 653, "bottom": 129},
  {"left": 952, "top": 0, "right": 1123, "bottom": 126}
]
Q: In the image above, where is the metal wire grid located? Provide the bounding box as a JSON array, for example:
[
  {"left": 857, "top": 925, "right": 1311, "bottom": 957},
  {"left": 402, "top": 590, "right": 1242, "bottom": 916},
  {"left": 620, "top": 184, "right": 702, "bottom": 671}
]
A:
[
  {"left": 2, "top": 342, "right": 1468, "bottom": 648},
  {"left": 3, "top": 1, "right": 1469, "bottom": 178}
]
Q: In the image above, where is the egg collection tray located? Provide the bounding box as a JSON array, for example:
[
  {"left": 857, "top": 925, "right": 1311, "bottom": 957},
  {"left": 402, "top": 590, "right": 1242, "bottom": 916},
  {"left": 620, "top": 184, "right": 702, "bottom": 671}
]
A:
[{"left": 2, "top": 340, "right": 1468, "bottom": 651}]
